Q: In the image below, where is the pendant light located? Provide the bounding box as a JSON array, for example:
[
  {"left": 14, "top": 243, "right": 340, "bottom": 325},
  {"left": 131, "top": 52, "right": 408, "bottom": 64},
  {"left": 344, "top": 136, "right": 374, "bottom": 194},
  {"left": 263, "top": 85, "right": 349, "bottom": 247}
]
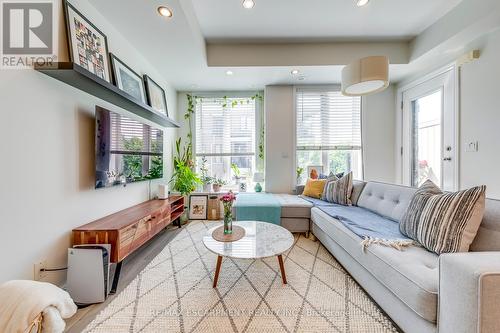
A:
[{"left": 341, "top": 56, "right": 389, "bottom": 96}]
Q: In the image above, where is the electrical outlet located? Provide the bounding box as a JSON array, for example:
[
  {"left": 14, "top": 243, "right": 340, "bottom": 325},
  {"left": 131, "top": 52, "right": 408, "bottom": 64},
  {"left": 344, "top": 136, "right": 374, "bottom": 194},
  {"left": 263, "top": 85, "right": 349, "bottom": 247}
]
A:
[{"left": 34, "top": 260, "right": 47, "bottom": 281}]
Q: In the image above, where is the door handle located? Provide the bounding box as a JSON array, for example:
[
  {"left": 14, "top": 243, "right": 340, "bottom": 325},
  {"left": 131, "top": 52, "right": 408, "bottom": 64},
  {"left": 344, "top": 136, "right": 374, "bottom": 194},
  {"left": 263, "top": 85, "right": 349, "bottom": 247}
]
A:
[{"left": 443, "top": 157, "right": 452, "bottom": 161}]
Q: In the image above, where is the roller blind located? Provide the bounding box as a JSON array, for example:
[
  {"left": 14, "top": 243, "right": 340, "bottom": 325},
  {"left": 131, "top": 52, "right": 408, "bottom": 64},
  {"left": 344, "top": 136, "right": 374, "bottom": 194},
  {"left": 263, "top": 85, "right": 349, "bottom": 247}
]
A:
[
  {"left": 195, "top": 97, "right": 255, "bottom": 156},
  {"left": 296, "top": 89, "right": 361, "bottom": 151}
]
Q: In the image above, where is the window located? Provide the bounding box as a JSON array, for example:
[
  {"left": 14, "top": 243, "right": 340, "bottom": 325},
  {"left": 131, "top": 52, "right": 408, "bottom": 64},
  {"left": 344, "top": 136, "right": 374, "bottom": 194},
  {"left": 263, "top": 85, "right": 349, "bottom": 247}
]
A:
[
  {"left": 195, "top": 96, "right": 256, "bottom": 189},
  {"left": 296, "top": 88, "right": 363, "bottom": 183}
]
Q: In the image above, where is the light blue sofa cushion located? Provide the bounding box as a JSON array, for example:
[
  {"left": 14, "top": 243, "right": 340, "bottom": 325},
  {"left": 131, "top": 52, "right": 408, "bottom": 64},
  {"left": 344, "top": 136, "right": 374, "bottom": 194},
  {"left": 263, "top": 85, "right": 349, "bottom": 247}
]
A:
[{"left": 357, "top": 182, "right": 417, "bottom": 222}]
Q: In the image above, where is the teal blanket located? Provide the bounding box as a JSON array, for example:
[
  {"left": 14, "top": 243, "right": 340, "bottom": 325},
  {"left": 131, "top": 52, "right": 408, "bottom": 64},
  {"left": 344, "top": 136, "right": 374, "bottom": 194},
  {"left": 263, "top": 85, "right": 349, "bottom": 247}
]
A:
[{"left": 234, "top": 193, "right": 281, "bottom": 225}]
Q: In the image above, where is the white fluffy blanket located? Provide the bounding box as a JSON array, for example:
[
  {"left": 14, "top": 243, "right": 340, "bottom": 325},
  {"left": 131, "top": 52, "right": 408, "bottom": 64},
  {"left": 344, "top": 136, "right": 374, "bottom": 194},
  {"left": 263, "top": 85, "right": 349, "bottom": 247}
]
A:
[{"left": 0, "top": 280, "right": 77, "bottom": 333}]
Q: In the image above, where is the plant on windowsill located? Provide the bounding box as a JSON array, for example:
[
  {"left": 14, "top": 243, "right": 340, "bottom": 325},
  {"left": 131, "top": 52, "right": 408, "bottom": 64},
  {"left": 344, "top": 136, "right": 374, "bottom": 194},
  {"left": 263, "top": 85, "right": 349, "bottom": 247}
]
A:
[
  {"left": 199, "top": 156, "right": 213, "bottom": 192},
  {"left": 212, "top": 178, "right": 227, "bottom": 193},
  {"left": 231, "top": 163, "right": 241, "bottom": 184},
  {"left": 296, "top": 166, "right": 304, "bottom": 184}
]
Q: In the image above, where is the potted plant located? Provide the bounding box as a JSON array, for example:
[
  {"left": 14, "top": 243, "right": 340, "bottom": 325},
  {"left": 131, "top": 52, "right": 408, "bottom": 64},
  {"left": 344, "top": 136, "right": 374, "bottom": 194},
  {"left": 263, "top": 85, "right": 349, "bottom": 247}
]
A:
[
  {"left": 170, "top": 138, "right": 201, "bottom": 223},
  {"left": 212, "top": 178, "right": 227, "bottom": 193},
  {"left": 296, "top": 166, "right": 304, "bottom": 184},
  {"left": 231, "top": 163, "right": 241, "bottom": 184},
  {"left": 199, "top": 156, "right": 213, "bottom": 192}
]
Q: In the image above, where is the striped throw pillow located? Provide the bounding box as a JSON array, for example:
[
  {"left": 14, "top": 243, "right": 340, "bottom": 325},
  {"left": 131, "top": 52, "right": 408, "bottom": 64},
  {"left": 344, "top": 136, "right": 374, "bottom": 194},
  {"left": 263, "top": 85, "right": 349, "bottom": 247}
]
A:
[
  {"left": 323, "top": 172, "right": 353, "bottom": 206},
  {"left": 400, "top": 180, "right": 486, "bottom": 254},
  {"left": 321, "top": 174, "right": 338, "bottom": 199}
]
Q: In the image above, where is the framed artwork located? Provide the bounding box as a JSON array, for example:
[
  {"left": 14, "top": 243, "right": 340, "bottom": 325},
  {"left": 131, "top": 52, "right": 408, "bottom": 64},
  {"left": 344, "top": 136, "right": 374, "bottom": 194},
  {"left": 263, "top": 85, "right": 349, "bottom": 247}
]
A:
[
  {"left": 110, "top": 53, "right": 147, "bottom": 104},
  {"left": 189, "top": 195, "right": 208, "bottom": 220},
  {"left": 144, "top": 75, "right": 168, "bottom": 116},
  {"left": 307, "top": 165, "right": 324, "bottom": 179},
  {"left": 64, "top": 1, "right": 111, "bottom": 83}
]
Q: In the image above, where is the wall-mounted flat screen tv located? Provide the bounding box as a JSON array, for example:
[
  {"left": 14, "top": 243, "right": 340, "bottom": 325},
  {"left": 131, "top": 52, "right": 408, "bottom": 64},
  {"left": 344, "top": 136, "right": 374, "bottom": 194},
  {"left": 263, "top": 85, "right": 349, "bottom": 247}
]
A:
[{"left": 95, "top": 106, "right": 164, "bottom": 189}]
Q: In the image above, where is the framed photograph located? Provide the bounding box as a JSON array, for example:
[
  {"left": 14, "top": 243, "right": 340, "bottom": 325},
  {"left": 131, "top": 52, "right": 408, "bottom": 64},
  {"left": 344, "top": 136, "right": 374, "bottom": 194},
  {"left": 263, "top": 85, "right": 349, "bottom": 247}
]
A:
[
  {"left": 110, "top": 53, "right": 147, "bottom": 104},
  {"left": 189, "top": 195, "right": 208, "bottom": 220},
  {"left": 307, "top": 165, "right": 324, "bottom": 179},
  {"left": 144, "top": 75, "right": 168, "bottom": 116},
  {"left": 64, "top": 1, "right": 111, "bottom": 83}
]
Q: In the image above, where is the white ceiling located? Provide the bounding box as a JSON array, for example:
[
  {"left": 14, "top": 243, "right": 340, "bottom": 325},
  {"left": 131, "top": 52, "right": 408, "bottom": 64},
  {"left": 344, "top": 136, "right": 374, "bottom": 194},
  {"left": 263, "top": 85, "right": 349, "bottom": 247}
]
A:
[
  {"left": 192, "top": 0, "right": 463, "bottom": 42},
  {"left": 87, "top": 0, "right": 473, "bottom": 91}
]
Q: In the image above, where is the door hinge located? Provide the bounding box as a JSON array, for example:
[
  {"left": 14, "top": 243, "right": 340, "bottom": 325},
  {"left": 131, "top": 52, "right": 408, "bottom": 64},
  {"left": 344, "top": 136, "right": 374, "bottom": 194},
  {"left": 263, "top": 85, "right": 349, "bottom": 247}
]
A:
[
  {"left": 401, "top": 101, "right": 404, "bottom": 110},
  {"left": 400, "top": 147, "right": 403, "bottom": 155}
]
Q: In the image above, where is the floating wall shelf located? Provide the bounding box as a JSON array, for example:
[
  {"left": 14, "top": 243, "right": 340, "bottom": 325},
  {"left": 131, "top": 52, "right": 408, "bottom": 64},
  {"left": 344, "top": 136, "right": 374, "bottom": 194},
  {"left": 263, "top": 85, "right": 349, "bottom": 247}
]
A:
[{"left": 35, "top": 62, "right": 179, "bottom": 128}]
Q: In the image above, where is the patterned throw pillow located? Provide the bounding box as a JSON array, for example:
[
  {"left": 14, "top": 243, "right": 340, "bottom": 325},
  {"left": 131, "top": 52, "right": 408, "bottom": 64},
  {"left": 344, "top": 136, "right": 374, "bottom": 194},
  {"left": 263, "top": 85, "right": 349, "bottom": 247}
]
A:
[
  {"left": 323, "top": 172, "right": 353, "bottom": 206},
  {"left": 321, "top": 174, "right": 339, "bottom": 199},
  {"left": 302, "top": 179, "right": 327, "bottom": 199},
  {"left": 400, "top": 180, "right": 486, "bottom": 254}
]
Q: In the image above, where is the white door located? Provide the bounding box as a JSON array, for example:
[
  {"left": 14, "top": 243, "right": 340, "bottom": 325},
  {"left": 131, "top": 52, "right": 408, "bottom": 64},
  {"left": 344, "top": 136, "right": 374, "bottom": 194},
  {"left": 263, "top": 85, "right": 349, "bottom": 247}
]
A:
[{"left": 401, "top": 68, "right": 457, "bottom": 191}]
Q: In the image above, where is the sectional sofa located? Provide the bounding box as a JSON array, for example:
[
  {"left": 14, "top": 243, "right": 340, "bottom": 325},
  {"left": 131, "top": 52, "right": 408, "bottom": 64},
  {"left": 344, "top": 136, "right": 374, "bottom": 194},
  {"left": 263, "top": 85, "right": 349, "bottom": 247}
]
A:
[{"left": 289, "top": 181, "right": 500, "bottom": 333}]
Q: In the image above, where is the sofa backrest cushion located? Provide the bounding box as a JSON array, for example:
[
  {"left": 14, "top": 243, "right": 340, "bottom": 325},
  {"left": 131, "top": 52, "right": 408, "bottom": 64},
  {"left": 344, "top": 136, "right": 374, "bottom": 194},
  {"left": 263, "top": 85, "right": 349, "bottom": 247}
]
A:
[
  {"left": 356, "top": 182, "right": 500, "bottom": 252},
  {"left": 470, "top": 198, "right": 500, "bottom": 251},
  {"left": 357, "top": 182, "right": 417, "bottom": 222}
]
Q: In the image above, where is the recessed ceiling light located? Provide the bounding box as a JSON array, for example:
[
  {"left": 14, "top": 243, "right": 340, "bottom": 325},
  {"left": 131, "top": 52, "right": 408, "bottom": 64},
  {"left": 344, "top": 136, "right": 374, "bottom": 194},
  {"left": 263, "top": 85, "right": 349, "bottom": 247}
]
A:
[
  {"left": 226, "top": 70, "right": 234, "bottom": 76},
  {"left": 291, "top": 69, "right": 300, "bottom": 75},
  {"left": 157, "top": 6, "right": 173, "bottom": 18},
  {"left": 356, "top": 0, "right": 370, "bottom": 7},
  {"left": 242, "top": 0, "right": 255, "bottom": 9}
]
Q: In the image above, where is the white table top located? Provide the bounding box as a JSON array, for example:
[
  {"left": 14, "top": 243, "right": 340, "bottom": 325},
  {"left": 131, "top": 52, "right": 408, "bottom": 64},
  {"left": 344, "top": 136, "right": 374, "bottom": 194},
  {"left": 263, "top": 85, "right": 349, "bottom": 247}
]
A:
[{"left": 203, "top": 221, "right": 294, "bottom": 259}]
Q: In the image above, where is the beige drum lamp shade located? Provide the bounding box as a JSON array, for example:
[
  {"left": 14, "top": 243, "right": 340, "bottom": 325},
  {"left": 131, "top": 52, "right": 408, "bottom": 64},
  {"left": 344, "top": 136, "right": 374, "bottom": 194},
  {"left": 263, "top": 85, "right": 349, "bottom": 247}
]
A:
[{"left": 341, "top": 56, "right": 389, "bottom": 96}]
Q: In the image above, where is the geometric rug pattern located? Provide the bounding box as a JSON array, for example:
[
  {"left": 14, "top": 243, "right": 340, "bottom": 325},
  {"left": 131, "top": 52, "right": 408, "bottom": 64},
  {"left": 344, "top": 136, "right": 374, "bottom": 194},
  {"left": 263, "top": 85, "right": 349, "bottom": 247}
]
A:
[{"left": 84, "top": 220, "right": 399, "bottom": 333}]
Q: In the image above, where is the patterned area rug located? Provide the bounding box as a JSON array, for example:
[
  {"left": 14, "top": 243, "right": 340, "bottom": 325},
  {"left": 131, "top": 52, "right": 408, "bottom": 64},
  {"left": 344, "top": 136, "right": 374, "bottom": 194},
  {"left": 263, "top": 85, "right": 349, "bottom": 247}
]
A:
[{"left": 84, "top": 221, "right": 399, "bottom": 333}]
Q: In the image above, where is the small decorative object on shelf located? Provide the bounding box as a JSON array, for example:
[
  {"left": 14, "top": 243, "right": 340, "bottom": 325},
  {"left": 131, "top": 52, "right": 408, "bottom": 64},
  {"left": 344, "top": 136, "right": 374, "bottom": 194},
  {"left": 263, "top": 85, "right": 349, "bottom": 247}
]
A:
[
  {"left": 220, "top": 191, "right": 237, "bottom": 235},
  {"left": 239, "top": 183, "right": 247, "bottom": 192}
]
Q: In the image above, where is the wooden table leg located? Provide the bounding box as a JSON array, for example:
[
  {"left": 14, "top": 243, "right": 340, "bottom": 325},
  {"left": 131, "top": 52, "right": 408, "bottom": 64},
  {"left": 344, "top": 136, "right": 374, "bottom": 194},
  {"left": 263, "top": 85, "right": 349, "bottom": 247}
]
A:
[
  {"left": 277, "top": 254, "right": 287, "bottom": 284},
  {"left": 213, "top": 255, "right": 223, "bottom": 288}
]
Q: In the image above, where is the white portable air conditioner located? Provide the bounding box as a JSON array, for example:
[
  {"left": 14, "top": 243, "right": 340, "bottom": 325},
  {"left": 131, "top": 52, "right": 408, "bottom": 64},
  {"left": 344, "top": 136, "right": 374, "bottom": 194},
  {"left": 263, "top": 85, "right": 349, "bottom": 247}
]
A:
[{"left": 67, "top": 244, "right": 111, "bottom": 305}]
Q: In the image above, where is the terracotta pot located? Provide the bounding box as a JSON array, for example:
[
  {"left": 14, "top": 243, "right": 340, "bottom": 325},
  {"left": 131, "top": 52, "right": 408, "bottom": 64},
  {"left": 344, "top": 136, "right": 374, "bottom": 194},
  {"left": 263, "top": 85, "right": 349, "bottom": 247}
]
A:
[{"left": 212, "top": 184, "right": 221, "bottom": 192}]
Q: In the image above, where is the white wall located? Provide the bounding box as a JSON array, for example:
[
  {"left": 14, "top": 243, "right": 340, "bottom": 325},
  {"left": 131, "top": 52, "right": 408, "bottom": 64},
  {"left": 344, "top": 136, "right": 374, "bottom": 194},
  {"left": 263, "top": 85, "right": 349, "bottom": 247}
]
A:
[
  {"left": 459, "top": 29, "right": 500, "bottom": 198},
  {"left": 264, "top": 86, "right": 296, "bottom": 193},
  {"left": 0, "top": 0, "right": 177, "bottom": 284},
  {"left": 264, "top": 85, "right": 397, "bottom": 193},
  {"left": 362, "top": 86, "right": 397, "bottom": 183}
]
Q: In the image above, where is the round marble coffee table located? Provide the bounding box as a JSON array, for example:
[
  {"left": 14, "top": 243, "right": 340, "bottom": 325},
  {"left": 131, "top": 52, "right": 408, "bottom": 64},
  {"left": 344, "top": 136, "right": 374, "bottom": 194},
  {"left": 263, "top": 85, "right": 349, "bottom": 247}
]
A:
[{"left": 203, "top": 221, "right": 294, "bottom": 288}]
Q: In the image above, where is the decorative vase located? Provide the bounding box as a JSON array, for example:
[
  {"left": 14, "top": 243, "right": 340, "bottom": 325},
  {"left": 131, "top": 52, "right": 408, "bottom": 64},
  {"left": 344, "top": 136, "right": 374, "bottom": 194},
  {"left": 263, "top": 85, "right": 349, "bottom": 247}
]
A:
[
  {"left": 220, "top": 191, "right": 236, "bottom": 235},
  {"left": 254, "top": 182, "right": 262, "bottom": 192},
  {"left": 223, "top": 214, "right": 233, "bottom": 234}
]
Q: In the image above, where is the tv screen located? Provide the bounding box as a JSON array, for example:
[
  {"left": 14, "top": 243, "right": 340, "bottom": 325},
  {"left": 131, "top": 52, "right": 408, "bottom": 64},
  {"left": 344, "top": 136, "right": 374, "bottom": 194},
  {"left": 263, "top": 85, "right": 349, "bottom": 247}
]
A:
[{"left": 95, "top": 106, "right": 164, "bottom": 189}]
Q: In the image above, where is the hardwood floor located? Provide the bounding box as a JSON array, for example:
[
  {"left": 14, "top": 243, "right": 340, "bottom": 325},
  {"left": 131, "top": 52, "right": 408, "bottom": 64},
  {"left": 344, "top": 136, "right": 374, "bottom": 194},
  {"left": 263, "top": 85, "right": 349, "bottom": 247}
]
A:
[{"left": 65, "top": 222, "right": 185, "bottom": 333}]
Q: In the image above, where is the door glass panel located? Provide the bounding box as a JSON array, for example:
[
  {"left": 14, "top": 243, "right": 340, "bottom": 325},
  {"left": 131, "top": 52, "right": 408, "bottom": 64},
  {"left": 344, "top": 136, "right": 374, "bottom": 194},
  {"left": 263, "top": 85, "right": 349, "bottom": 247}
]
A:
[{"left": 411, "top": 90, "right": 442, "bottom": 187}]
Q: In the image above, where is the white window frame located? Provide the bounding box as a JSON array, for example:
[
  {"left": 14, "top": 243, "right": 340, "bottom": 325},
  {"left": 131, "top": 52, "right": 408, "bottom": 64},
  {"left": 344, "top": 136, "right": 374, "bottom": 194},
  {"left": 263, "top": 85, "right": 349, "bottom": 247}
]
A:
[
  {"left": 293, "top": 85, "right": 364, "bottom": 186},
  {"left": 192, "top": 91, "right": 264, "bottom": 180}
]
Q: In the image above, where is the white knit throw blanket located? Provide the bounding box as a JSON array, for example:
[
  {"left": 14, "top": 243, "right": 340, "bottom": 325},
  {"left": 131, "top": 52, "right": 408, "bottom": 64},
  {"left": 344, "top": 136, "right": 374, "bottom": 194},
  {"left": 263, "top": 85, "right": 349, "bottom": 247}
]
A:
[
  {"left": 0, "top": 280, "right": 77, "bottom": 333},
  {"left": 361, "top": 236, "right": 420, "bottom": 252}
]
